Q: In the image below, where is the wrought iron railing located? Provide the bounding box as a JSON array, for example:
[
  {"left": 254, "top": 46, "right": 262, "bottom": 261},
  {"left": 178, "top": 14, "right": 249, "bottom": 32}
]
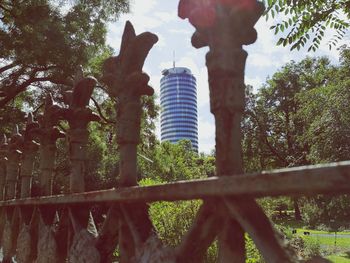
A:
[{"left": 0, "top": 1, "right": 348, "bottom": 262}]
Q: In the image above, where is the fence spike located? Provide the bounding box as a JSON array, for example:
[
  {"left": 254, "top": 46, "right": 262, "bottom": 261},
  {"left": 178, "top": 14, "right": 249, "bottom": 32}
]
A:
[{"left": 101, "top": 20, "right": 158, "bottom": 262}]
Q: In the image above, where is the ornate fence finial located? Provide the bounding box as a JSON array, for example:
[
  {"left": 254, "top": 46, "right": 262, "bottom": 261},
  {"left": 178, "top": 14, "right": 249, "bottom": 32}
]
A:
[
  {"left": 101, "top": 21, "right": 158, "bottom": 262},
  {"left": 73, "top": 65, "right": 85, "bottom": 86},
  {"left": 102, "top": 20, "right": 158, "bottom": 187},
  {"left": 61, "top": 70, "right": 100, "bottom": 262},
  {"left": 2, "top": 127, "right": 23, "bottom": 262},
  {"left": 179, "top": 0, "right": 264, "bottom": 115},
  {"left": 0, "top": 134, "right": 8, "bottom": 201},
  {"left": 63, "top": 74, "right": 99, "bottom": 193},
  {"left": 6, "top": 126, "right": 23, "bottom": 200},
  {"left": 179, "top": 1, "right": 295, "bottom": 262},
  {"left": 33, "top": 95, "right": 65, "bottom": 263},
  {"left": 20, "top": 113, "right": 40, "bottom": 198},
  {"left": 15, "top": 113, "right": 40, "bottom": 263},
  {"left": 36, "top": 94, "right": 65, "bottom": 196}
]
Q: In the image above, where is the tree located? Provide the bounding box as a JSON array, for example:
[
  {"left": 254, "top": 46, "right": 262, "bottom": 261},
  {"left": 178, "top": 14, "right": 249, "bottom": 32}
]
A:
[
  {"left": 0, "top": 0, "right": 129, "bottom": 108},
  {"left": 297, "top": 46, "right": 350, "bottom": 163},
  {"left": 243, "top": 56, "right": 336, "bottom": 220},
  {"left": 138, "top": 140, "right": 215, "bottom": 182},
  {"left": 243, "top": 49, "right": 350, "bottom": 224},
  {"left": 265, "top": 0, "right": 350, "bottom": 51},
  {"left": 243, "top": 58, "right": 326, "bottom": 170}
]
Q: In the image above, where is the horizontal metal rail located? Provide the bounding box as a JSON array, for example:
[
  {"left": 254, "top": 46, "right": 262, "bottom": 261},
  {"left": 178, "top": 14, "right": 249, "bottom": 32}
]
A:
[{"left": 1, "top": 161, "right": 350, "bottom": 207}]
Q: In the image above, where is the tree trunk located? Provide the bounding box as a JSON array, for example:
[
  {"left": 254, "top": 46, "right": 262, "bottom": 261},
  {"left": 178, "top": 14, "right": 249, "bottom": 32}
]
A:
[{"left": 293, "top": 197, "right": 302, "bottom": 221}]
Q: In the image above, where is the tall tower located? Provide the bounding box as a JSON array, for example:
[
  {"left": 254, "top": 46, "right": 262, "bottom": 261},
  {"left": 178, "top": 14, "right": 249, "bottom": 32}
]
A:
[{"left": 160, "top": 67, "right": 198, "bottom": 152}]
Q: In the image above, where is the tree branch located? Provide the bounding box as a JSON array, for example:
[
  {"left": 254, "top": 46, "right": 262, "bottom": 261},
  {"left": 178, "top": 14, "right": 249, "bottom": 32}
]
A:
[
  {"left": 0, "top": 62, "right": 17, "bottom": 74},
  {"left": 0, "top": 69, "right": 39, "bottom": 108},
  {"left": 0, "top": 3, "right": 12, "bottom": 14},
  {"left": 90, "top": 96, "right": 115, "bottom": 124},
  {"left": 246, "top": 110, "right": 288, "bottom": 166},
  {"left": 0, "top": 71, "right": 74, "bottom": 109}
]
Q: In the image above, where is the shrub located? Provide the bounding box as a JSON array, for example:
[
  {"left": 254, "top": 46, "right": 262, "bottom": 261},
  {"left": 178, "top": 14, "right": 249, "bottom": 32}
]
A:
[{"left": 303, "top": 238, "right": 321, "bottom": 259}]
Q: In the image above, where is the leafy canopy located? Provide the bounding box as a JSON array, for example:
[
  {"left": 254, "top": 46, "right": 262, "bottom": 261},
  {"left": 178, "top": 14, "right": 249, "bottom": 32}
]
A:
[
  {"left": 264, "top": 0, "right": 350, "bottom": 51},
  {"left": 0, "top": 0, "right": 129, "bottom": 108}
]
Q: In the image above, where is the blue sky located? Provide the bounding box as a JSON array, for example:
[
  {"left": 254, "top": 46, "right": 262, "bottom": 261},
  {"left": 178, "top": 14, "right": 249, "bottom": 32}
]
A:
[{"left": 106, "top": 0, "right": 348, "bottom": 153}]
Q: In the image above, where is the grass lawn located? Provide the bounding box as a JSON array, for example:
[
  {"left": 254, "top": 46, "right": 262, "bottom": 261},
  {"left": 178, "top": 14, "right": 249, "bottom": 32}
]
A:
[
  {"left": 301, "top": 235, "right": 350, "bottom": 248},
  {"left": 275, "top": 219, "right": 350, "bottom": 261},
  {"left": 290, "top": 229, "right": 350, "bottom": 248},
  {"left": 296, "top": 228, "right": 350, "bottom": 235},
  {"left": 327, "top": 253, "right": 350, "bottom": 263}
]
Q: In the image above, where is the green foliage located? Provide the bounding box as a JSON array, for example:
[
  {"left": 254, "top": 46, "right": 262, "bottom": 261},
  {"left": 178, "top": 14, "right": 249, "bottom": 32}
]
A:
[
  {"left": 297, "top": 49, "right": 350, "bottom": 163},
  {"left": 244, "top": 49, "right": 350, "bottom": 229},
  {"left": 141, "top": 179, "right": 200, "bottom": 246},
  {"left": 327, "top": 254, "right": 350, "bottom": 263},
  {"left": 243, "top": 50, "right": 350, "bottom": 169},
  {"left": 149, "top": 198, "right": 202, "bottom": 247},
  {"left": 243, "top": 58, "right": 325, "bottom": 170},
  {"left": 303, "top": 237, "right": 321, "bottom": 259},
  {"left": 139, "top": 178, "right": 215, "bottom": 261},
  {"left": 264, "top": 0, "right": 350, "bottom": 51},
  {"left": 85, "top": 122, "right": 119, "bottom": 190},
  {"left": 301, "top": 195, "right": 350, "bottom": 229},
  {"left": 140, "top": 179, "right": 264, "bottom": 263},
  {"left": 139, "top": 140, "right": 215, "bottom": 182},
  {"left": 0, "top": 0, "right": 129, "bottom": 107},
  {"left": 258, "top": 197, "right": 292, "bottom": 218},
  {"left": 245, "top": 235, "right": 265, "bottom": 263}
]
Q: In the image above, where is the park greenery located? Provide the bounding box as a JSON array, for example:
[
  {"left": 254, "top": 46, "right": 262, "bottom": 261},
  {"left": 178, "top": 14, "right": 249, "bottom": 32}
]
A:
[
  {"left": 265, "top": 0, "right": 350, "bottom": 51},
  {"left": 1, "top": 1, "right": 350, "bottom": 262}
]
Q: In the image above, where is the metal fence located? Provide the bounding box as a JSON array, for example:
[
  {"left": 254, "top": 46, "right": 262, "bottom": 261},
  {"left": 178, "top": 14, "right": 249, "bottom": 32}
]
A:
[{"left": 0, "top": 1, "right": 348, "bottom": 262}]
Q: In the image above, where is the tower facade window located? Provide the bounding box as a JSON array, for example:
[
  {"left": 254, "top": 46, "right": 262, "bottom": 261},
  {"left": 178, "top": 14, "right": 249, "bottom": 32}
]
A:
[{"left": 160, "top": 67, "right": 198, "bottom": 152}]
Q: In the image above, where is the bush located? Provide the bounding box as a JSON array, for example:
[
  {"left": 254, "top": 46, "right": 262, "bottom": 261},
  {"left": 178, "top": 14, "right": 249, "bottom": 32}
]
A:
[
  {"left": 302, "top": 199, "right": 321, "bottom": 228},
  {"left": 246, "top": 235, "right": 264, "bottom": 263},
  {"left": 140, "top": 178, "right": 266, "bottom": 262},
  {"left": 303, "top": 238, "right": 321, "bottom": 259}
]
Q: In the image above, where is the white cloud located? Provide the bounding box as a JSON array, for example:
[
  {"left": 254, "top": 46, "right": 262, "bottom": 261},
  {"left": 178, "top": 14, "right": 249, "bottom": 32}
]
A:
[
  {"left": 198, "top": 118, "right": 215, "bottom": 153},
  {"left": 127, "top": 15, "right": 163, "bottom": 32},
  {"left": 169, "top": 28, "right": 192, "bottom": 35},
  {"left": 199, "top": 141, "right": 215, "bottom": 154},
  {"left": 153, "top": 11, "right": 178, "bottom": 23},
  {"left": 248, "top": 53, "right": 279, "bottom": 68},
  {"left": 198, "top": 118, "right": 214, "bottom": 140},
  {"left": 153, "top": 32, "right": 166, "bottom": 48},
  {"left": 129, "top": 0, "right": 157, "bottom": 16},
  {"left": 155, "top": 118, "right": 161, "bottom": 141},
  {"left": 245, "top": 76, "right": 264, "bottom": 91},
  {"left": 149, "top": 73, "right": 162, "bottom": 97}
]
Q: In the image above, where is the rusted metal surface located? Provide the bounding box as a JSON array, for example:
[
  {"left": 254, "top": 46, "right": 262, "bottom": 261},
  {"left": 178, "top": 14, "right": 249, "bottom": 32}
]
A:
[
  {"left": 102, "top": 21, "right": 158, "bottom": 262},
  {"left": 5, "top": 126, "right": 22, "bottom": 200},
  {"left": 178, "top": 1, "right": 280, "bottom": 261},
  {"left": 62, "top": 70, "right": 99, "bottom": 193},
  {"left": 0, "top": 135, "right": 8, "bottom": 201},
  {"left": 176, "top": 201, "right": 221, "bottom": 262},
  {"left": 0, "top": 161, "right": 348, "bottom": 207},
  {"left": 36, "top": 95, "right": 65, "bottom": 196},
  {"left": 223, "top": 197, "right": 295, "bottom": 262},
  {"left": 0, "top": 2, "right": 348, "bottom": 262},
  {"left": 102, "top": 20, "right": 157, "bottom": 187},
  {"left": 61, "top": 69, "right": 101, "bottom": 263},
  {"left": 20, "top": 113, "right": 40, "bottom": 199}
]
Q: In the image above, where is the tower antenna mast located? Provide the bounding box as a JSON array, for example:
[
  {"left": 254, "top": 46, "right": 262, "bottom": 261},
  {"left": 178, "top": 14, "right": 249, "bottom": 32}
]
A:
[{"left": 173, "top": 50, "right": 175, "bottom": 68}]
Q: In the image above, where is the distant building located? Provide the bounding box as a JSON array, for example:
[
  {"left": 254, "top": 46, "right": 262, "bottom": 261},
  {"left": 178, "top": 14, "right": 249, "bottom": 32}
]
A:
[{"left": 160, "top": 67, "right": 198, "bottom": 152}]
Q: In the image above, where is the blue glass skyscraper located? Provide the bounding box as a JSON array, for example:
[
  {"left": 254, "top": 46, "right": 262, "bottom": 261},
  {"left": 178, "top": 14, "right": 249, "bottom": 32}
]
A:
[{"left": 160, "top": 67, "right": 198, "bottom": 152}]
